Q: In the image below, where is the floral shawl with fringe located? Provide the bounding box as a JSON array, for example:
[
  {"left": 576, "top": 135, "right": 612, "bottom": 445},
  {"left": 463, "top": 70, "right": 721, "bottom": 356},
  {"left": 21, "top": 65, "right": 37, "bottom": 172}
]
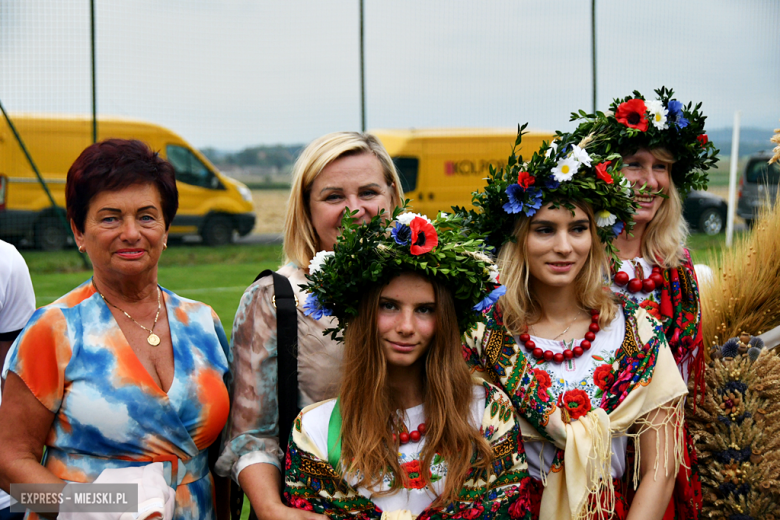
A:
[
  {"left": 283, "top": 381, "right": 534, "bottom": 520},
  {"left": 463, "top": 299, "right": 688, "bottom": 520}
]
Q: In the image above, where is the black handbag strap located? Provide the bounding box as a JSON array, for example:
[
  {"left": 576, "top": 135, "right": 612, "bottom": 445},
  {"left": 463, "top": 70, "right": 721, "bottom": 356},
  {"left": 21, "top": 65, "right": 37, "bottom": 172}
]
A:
[{"left": 230, "top": 269, "right": 300, "bottom": 520}]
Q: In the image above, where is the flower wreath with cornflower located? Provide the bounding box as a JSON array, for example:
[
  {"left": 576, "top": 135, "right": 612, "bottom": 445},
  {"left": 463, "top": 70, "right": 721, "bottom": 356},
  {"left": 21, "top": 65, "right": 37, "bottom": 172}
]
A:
[
  {"left": 456, "top": 123, "right": 639, "bottom": 269},
  {"left": 302, "top": 206, "right": 505, "bottom": 340},
  {"left": 569, "top": 86, "right": 719, "bottom": 197}
]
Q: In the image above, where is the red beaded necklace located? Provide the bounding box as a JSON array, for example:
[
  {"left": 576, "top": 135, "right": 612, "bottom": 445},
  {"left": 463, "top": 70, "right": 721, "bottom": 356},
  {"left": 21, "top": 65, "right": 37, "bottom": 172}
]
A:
[
  {"left": 519, "top": 309, "right": 600, "bottom": 364},
  {"left": 613, "top": 261, "right": 664, "bottom": 294},
  {"left": 393, "top": 423, "right": 427, "bottom": 445}
]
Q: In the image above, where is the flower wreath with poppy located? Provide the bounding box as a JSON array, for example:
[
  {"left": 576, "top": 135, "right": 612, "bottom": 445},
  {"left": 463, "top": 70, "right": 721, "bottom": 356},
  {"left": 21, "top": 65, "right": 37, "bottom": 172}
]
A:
[
  {"left": 569, "top": 86, "right": 720, "bottom": 197},
  {"left": 302, "top": 205, "right": 504, "bottom": 340},
  {"left": 457, "top": 123, "right": 639, "bottom": 268}
]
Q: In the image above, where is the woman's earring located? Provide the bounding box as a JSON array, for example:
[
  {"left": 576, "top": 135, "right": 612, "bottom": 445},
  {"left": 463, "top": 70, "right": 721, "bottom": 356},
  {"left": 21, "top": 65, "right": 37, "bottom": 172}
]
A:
[
  {"left": 78, "top": 245, "right": 86, "bottom": 253},
  {"left": 163, "top": 243, "right": 168, "bottom": 250}
]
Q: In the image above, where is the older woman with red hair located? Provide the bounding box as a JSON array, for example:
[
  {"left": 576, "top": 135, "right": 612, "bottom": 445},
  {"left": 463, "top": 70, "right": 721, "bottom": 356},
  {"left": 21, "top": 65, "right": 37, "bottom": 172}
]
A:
[{"left": 0, "top": 139, "right": 231, "bottom": 519}]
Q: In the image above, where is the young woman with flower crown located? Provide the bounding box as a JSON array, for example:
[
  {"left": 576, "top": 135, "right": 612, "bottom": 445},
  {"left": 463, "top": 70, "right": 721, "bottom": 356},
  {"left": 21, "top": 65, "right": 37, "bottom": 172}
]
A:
[
  {"left": 283, "top": 209, "right": 533, "bottom": 520},
  {"left": 567, "top": 88, "right": 719, "bottom": 519},
  {"left": 460, "top": 127, "right": 688, "bottom": 520}
]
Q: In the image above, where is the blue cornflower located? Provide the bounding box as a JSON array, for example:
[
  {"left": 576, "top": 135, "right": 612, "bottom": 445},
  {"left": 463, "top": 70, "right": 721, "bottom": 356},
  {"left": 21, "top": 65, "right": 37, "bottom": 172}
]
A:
[
  {"left": 303, "top": 293, "right": 332, "bottom": 320},
  {"left": 544, "top": 178, "right": 560, "bottom": 190},
  {"left": 503, "top": 183, "right": 527, "bottom": 214},
  {"left": 612, "top": 221, "right": 625, "bottom": 237},
  {"left": 473, "top": 285, "right": 506, "bottom": 312},
  {"left": 523, "top": 188, "right": 543, "bottom": 217},
  {"left": 391, "top": 223, "right": 411, "bottom": 245},
  {"left": 666, "top": 100, "right": 689, "bottom": 129}
]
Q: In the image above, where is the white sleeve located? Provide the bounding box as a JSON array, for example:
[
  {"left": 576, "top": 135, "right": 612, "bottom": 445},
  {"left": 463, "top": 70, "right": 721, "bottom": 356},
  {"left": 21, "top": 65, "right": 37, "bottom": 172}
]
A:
[{"left": 0, "top": 241, "right": 36, "bottom": 335}]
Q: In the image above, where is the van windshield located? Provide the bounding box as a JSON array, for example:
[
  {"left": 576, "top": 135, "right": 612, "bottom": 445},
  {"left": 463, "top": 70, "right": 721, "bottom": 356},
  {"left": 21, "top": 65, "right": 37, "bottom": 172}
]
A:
[
  {"left": 167, "top": 145, "right": 221, "bottom": 189},
  {"left": 745, "top": 160, "right": 780, "bottom": 185},
  {"left": 392, "top": 157, "right": 418, "bottom": 193}
]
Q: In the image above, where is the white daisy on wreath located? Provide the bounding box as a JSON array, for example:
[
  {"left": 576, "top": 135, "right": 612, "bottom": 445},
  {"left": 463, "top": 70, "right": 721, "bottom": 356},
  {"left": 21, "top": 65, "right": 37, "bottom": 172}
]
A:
[
  {"left": 308, "top": 250, "right": 335, "bottom": 274},
  {"left": 596, "top": 210, "right": 617, "bottom": 227},
  {"left": 646, "top": 99, "right": 669, "bottom": 130},
  {"left": 551, "top": 156, "right": 580, "bottom": 182},
  {"left": 569, "top": 144, "right": 592, "bottom": 167},
  {"left": 396, "top": 212, "right": 431, "bottom": 226}
]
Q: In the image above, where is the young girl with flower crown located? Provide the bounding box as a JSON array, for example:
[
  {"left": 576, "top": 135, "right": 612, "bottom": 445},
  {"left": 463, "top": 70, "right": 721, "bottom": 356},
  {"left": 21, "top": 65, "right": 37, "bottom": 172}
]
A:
[
  {"left": 567, "top": 88, "right": 719, "bottom": 518},
  {"left": 461, "top": 127, "right": 689, "bottom": 520},
  {"left": 283, "top": 209, "right": 532, "bottom": 520}
]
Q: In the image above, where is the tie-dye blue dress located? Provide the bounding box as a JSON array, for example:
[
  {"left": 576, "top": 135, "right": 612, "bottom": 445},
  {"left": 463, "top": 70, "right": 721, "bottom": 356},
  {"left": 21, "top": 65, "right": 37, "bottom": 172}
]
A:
[{"left": 3, "top": 281, "right": 231, "bottom": 520}]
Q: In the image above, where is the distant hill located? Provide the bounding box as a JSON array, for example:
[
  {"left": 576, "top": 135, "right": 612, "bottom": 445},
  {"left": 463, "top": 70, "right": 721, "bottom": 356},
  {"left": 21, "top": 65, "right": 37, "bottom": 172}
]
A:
[
  {"left": 707, "top": 127, "right": 776, "bottom": 158},
  {"left": 201, "top": 144, "right": 304, "bottom": 169}
]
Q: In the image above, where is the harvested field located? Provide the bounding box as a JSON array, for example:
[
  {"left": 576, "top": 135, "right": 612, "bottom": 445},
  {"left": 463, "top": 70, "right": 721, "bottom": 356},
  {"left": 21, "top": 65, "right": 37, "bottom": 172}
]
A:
[{"left": 251, "top": 189, "right": 289, "bottom": 234}]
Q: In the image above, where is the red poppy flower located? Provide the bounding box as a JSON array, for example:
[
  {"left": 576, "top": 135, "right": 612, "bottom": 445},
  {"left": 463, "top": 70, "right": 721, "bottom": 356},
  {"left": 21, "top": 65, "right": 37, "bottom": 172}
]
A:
[
  {"left": 532, "top": 368, "right": 552, "bottom": 390},
  {"left": 615, "top": 98, "right": 649, "bottom": 132},
  {"left": 561, "top": 388, "right": 592, "bottom": 420},
  {"left": 409, "top": 217, "right": 438, "bottom": 255},
  {"left": 517, "top": 171, "right": 536, "bottom": 189},
  {"left": 697, "top": 134, "right": 708, "bottom": 147},
  {"left": 401, "top": 460, "right": 428, "bottom": 489},
  {"left": 593, "top": 364, "right": 615, "bottom": 391},
  {"left": 595, "top": 161, "right": 613, "bottom": 184}
]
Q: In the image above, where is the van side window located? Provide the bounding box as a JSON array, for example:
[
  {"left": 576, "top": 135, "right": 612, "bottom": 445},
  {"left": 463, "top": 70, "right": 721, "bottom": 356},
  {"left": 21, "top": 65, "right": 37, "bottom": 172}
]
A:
[
  {"left": 166, "top": 145, "right": 223, "bottom": 189},
  {"left": 746, "top": 160, "right": 780, "bottom": 185},
  {"left": 392, "top": 157, "right": 419, "bottom": 193}
]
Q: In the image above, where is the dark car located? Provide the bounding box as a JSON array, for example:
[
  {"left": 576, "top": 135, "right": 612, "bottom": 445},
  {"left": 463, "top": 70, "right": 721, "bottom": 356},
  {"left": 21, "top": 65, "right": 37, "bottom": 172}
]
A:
[
  {"left": 737, "top": 151, "right": 779, "bottom": 228},
  {"left": 683, "top": 190, "right": 728, "bottom": 235}
]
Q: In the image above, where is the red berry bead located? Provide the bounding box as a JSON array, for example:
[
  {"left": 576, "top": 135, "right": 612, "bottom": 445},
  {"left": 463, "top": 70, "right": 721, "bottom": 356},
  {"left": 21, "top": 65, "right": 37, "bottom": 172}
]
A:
[
  {"left": 652, "top": 266, "right": 662, "bottom": 274},
  {"left": 525, "top": 339, "right": 536, "bottom": 350},
  {"left": 409, "top": 430, "right": 421, "bottom": 443},
  {"left": 417, "top": 423, "right": 426, "bottom": 435},
  {"left": 589, "top": 323, "right": 600, "bottom": 333},
  {"left": 642, "top": 279, "right": 656, "bottom": 292},
  {"left": 590, "top": 308, "right": 600, "bottom": 315},
  {"left": 573, "top": 346, "right": 584, "bottom": 357},
  {"left": 614, "top": 272, "right": 630, "bottom": 286},
  {"left": 399, "top": 432, "right": 410, "bottom": 444},
  {"left": 533, "top": 348, "right": 544, "bottom": 359},
  {"left": 649, "top": 273, "right": 664, "bottom": 286},
  {"left": 580, "top": 340, "right": 591, "bottom": 350},
  {"left": 585, "top": 331, "right": 596, "bottom": 341},
  {"left": 519, "top": 333, "right": 530, "bottom": 343},
  {"left": 627, "top": 278, "right": 644, "bottom": 293},
  {"left": 543, "top": 350, "right": 554, "bottom": 362},
  {"left": 591, "top": 314, "right": 600, "bottom": 323},
  {"left": 553, "top": 353, "right": 564, "bottom": 363},
  {"left": 392, "top": 433, "right": 397, "bottom": 442},
  {"left": 563, "top": 349, "right": 574, "bottom": 360}
]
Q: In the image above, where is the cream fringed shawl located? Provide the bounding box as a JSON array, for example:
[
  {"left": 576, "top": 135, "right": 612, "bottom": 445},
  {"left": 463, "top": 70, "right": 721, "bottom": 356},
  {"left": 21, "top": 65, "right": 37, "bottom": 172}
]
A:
[
  {"left": 463, "top": 302, "right": 689, "bottom": 520},
  {"left": 523, "top": 342, "right": 687, "bottom": 520}
]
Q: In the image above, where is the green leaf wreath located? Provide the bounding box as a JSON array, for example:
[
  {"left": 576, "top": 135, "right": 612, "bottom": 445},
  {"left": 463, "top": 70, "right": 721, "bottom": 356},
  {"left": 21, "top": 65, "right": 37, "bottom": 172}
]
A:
[{"left": 302, "top": 205, "right": 503, "bottom": 340}]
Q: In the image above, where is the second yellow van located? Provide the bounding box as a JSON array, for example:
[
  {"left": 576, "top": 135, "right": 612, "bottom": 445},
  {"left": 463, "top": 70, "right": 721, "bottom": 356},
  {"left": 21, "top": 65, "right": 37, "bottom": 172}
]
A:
[
  {"left": 0, "top": 114, "right": 255, "bottom": 249},
  {"left": 371, "top": 127, "right": 554, "bottom": 218}
]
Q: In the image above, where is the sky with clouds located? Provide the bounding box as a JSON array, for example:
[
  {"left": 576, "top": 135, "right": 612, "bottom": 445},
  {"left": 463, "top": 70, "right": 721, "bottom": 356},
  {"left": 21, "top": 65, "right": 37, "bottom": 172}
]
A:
[{"left": 1, "top": 0, "right": 778, "bottom": 149}]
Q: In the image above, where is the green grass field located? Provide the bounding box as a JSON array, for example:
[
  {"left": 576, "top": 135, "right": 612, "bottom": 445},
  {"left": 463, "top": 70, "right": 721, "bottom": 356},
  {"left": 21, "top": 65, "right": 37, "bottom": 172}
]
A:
[{"left": 22, "top": 243, "right": 285, "bottom": 334}]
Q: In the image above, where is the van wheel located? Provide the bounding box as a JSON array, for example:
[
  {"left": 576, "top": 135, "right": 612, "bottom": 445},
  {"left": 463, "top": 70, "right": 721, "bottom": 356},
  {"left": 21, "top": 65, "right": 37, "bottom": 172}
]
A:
[
  {"left": 745, "top": 219, "right": 754, "bottom": 229},
  {"left": 201, "top": 215, "right": 234, "bottom": 246},
  {"left": 698, "top": 209, "right": 724, "bottom": 236},
  {"left": 35, "top": 218, "right": 69, "bottom": 251}
]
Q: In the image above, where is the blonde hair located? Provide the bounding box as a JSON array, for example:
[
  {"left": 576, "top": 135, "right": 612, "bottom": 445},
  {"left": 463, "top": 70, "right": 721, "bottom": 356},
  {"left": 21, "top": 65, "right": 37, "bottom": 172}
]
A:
[
  {"left": 638, "top": 148, "right": 688, "bottom": 268},
  {"left": 497, "top": 201, "right": 618, "bottom": 335},
  {"left": 283, "top": 132, "right": 404, "bottom": 269}
]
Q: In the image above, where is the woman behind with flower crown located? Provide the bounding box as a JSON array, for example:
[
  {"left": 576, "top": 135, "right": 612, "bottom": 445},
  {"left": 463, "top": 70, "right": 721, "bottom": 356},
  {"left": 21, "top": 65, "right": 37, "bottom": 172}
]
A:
[
  {"left": 461, "top": 127, "right": 689, "bottom": 520},
  {"left": 283, "top": 210, "right": 533, "bottom": 520},
  {"left": 566, "top": 88, "right": 719, "bottom": 519}
]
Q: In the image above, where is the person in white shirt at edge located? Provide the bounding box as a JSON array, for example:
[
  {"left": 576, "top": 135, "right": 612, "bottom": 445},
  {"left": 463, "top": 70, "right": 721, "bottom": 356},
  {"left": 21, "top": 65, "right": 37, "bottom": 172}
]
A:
[{"left": 0, "top": 239, "right": 35, "bottom": 520}]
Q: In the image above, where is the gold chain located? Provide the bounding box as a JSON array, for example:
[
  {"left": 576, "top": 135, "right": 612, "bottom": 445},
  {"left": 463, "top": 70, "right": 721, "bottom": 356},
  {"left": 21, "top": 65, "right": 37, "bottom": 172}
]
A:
[{"left": 96, "top": 284, "right": 162, "bottom": 346}]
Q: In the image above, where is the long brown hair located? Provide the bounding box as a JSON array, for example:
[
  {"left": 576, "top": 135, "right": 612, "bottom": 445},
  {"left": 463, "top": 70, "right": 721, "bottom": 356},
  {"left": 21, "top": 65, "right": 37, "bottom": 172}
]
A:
[
  {"left": 497, "top": 201, "right": 618, "bottom": 335},
  {"left": 338, "top": 276, "right": 493, "bottom": 505}
]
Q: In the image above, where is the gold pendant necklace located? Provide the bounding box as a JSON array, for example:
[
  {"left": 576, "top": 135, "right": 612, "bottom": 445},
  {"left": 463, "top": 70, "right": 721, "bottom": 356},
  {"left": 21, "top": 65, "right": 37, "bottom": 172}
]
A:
[{"left": 97, "top": 284, "right": 163, "bottom": 346}]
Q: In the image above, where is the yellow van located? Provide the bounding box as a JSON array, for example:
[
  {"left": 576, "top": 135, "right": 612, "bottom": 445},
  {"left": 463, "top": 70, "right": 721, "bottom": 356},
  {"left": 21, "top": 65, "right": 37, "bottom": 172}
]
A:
[
  {"left": 371, "top": 128, "right": 554, "bottom": 217},
  {"left": 0, "top": 114, "right": 255, "bottom": 249}
]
